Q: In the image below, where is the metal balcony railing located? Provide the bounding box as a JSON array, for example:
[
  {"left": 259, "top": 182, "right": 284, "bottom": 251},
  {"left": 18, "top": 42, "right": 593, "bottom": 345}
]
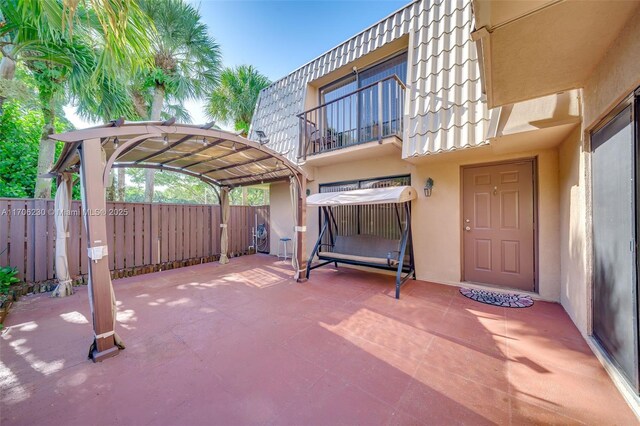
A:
[{"left": 297, "top": 75, "right": 406, "bottom": 161}]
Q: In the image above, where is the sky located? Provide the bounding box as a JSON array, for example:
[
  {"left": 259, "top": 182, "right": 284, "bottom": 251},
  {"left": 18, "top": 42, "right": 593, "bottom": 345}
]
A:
[{"left": 65, "top": 0, "right": 408, "bottom": 129}]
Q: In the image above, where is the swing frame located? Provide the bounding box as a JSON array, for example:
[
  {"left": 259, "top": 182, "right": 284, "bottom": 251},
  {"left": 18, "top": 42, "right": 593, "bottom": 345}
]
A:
[{"left": 306, "top": 201, "right": 416, "bottom": 299}]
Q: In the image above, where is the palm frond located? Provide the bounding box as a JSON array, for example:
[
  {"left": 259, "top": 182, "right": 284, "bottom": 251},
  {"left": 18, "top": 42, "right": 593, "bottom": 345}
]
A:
[
  {"left": 162, "top": 99, "right": 191, "bottom": 123},
  {"left": 206, "top": 65, "right": 270, "bottom": 134},
  {"left": 3, "top": 0, "right": 155, "bottom": 80},
  {"left": 137, "top": 0, "right": 222, "bottom": 105}
]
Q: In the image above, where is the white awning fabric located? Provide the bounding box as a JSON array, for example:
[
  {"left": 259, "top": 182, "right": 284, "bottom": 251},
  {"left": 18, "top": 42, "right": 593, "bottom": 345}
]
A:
[{"left": 307, "top": 186, "right": 416, "bottom": 206}]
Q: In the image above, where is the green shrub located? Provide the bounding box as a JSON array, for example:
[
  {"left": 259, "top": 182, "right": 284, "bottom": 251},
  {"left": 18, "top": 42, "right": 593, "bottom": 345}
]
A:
[{"left": 0, "top": 266, "right": 20, "bottom": 294}]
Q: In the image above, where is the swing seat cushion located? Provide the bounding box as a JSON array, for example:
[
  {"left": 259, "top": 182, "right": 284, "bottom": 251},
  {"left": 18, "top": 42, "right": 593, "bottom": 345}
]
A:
[
  {"left": 317, "top": 251, "right": 399, "bottom": 266},
  {"left": 318, "top": 234, "right": 401, "bottom": 265}
]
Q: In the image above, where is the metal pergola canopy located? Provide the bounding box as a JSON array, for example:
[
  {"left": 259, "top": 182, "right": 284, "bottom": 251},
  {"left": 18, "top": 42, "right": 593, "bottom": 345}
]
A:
[
  {"left": 45, "top": 120, "right": 308, "bottom": 363},
  {"left": 48, "top": 121, "right": 305, "bottom": 188}
]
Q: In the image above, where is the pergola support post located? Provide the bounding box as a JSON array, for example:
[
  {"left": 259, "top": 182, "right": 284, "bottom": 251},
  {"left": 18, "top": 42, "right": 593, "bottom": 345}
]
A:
[
  {"left": 219, "top": 187, "right": 230, "bottom": 264},
  {"left": 296, "top": 174, "right": 307, "bottom": 282},
  {"left": 78, "top": 139, "right": 120, "bottom": 362}
]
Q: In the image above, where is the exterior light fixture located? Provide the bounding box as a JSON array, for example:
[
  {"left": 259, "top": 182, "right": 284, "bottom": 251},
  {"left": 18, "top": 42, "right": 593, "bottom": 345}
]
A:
[
  {"left": 255, "top": 130, "right": 269, "bottom": 145},
  {"left": 423, "top": 177, "right": 434, "bottom": 197}
]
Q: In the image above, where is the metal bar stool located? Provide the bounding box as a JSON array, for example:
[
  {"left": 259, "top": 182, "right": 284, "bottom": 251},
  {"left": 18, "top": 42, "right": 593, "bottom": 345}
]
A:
[{"left": 278, "top": 237, "right": 292, "bottom": 260}]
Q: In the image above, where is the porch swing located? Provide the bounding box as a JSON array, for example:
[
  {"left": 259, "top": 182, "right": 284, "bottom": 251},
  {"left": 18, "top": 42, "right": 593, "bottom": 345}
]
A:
[{"left": 306, "top": 186, "right": 417, "bottom": 299}]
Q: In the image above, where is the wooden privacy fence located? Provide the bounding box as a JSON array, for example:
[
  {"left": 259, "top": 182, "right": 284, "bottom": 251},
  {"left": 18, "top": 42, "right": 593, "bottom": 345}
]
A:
[{"left": 0, "top": 198, "right": 270, "bottom": 283}]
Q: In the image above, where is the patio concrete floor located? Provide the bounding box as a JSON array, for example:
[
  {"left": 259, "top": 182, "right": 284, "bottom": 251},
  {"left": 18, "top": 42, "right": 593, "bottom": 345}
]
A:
[{"left": 0, "top": 254, "right": 636, "bottom": 425}]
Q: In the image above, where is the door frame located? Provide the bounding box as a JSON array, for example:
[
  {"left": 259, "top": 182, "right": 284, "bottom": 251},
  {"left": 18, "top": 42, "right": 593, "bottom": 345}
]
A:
[
  {"left": 588, "top": 88, "right": 640, "bottom": 393},
  {"left": 460, "top": 157, "right": 539, "bottom": 292}
]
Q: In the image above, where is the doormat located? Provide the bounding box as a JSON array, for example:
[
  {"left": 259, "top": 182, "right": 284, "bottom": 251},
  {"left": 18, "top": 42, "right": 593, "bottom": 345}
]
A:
[{"left": 459, "top": 288, "right": 534, "bottom": 308}]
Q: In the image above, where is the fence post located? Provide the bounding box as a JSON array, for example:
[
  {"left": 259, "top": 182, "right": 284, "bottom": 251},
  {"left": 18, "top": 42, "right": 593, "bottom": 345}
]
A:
[
  {"left": 34, "top": 199, "right": 48, "bottom": 281},
  {"left": 151, "top": 204, "right": 160, "bottom": 264}
]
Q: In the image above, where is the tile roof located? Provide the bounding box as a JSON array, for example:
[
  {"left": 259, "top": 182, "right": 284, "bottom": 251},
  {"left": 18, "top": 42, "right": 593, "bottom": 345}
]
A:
[{"left": 404, "top": 0, "right": 490, "bottom": 156}]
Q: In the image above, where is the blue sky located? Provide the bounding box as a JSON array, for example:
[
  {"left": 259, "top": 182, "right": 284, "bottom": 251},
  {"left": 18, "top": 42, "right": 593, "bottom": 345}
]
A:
[
  {"left": 198, "top": 0, "right": 408, "bottom": 81},
  {"left": 66, "top": 0, "right": 409, "bottom": 128}
]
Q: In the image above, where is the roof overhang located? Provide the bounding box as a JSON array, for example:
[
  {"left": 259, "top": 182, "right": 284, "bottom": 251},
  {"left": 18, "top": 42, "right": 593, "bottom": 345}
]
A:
[
  {"left": 48, "top": 122, "right": 306, "bottom": 188},
  {"left": 307, "top": 186, "right": 417, "bottom": 207},
  {"left": 472, "top": 0, "right": 640, "bottom": 108}
]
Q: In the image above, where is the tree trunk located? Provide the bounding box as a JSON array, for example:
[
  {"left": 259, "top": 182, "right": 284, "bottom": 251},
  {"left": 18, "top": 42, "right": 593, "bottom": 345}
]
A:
[
  {"left": 131, "top": 90, "right": 149, "bottom": 119},
  {"left": 117, "top": 168, "right": 125, "bottom": 201},
  {"left": 0, "top": 56, "right": 15, "bottom": 79},
  {"left": 144, "top": 85, "right": 165, "bottom": 203},
  {"left": 150, "top": 85, "right": 164, "bottom": 120},
  {"left": 0, "top": 55, "right": 17, "bottom": 113},
  {"left": 144, "top": 169, "right": 155, "bottom": 202},
  {"left": 34, "top": 95, "right": 57, "bottom": 199}
]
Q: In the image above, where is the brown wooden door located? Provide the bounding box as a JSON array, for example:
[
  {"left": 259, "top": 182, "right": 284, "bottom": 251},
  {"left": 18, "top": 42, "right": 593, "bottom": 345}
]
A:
[{"left": 462, "top": 161, "right": 535, "bottom": 291}]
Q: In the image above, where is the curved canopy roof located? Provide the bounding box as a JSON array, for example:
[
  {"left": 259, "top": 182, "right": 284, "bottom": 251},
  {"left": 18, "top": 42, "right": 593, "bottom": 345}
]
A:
[
  {"left": 307, "top": 186, "right": 416, "bottom": 206},
  {"left": 48, "top": 121, "right": 305, "bottom": 188}
]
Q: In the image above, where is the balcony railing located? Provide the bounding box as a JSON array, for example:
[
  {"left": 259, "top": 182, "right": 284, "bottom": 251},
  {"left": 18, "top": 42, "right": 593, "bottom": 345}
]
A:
[{"left": 297, "top": 75, "right": 406, "bottom": 161}]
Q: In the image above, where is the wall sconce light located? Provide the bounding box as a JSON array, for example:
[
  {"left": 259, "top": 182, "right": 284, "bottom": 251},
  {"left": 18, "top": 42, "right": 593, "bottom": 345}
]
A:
[{"left": 424, "top": 177, "right": 434, "bottom": 197}]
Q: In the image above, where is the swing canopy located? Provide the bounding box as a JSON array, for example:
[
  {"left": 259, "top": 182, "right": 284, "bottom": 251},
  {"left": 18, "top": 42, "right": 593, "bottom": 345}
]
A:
[{"left": 307, "top": 186, "right": 416, "bottom": 206}]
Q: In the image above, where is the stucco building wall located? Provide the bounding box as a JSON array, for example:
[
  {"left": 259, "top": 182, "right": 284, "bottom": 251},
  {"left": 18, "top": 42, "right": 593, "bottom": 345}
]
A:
[
  {"left": 558, "top": 126, "right": 589, "bottom": 334},
  {"left": 268, "top": 182, "right": 293, "bottom": 257},
  {"left": 271, "top": 144, "right": 562, "bottom": 301},
  {"left": 558, "top": 10, "right": 640, "bottom": 334},
  {"left": 262, "top": 1, "right": 640, "bottom": 336},
  {"left": 410, "top": 147, "right": 560, "bottom": 301},
  {"left": 582, "top": 6, "right": 640, "bottom": 130}
]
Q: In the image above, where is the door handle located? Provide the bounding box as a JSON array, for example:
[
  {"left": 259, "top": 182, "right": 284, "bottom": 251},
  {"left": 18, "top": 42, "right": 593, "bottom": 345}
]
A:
[{"left": 465, "top": 226, "right": 471, "bottom": 232}]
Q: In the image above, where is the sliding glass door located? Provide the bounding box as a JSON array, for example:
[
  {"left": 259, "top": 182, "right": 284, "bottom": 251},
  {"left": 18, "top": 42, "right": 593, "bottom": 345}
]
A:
[
  {"left": 319, "top": 52, "right": 407, "bottom": 148},
  {"left": 591, "top": 91, "right": 639, "bottom": 392},
  {"left": 357, "top": 52, "right": 407, "bottom": 142}
]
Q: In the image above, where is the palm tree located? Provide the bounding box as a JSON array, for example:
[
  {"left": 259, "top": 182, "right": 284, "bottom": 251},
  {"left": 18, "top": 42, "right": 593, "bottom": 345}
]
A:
[
  {"left": 74, "top": 74, "right": 141, "bottom": 202},
  {"left": 206, "top": 65, "right": 270, "bottom": 137},
  {"left": 134, "top": 0, "right": 222, "bottom": 202},
  {"left": 0, "top": 0, "right": 152, "bottom": 112},
  {"left": 0, "top": 0, "right": 154, "bottom": 198}
]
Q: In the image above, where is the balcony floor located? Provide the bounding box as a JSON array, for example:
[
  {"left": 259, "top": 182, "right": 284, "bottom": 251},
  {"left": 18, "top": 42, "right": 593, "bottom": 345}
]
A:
[{"left": 1, "top": 255, "right": 636, "bottom": 425}]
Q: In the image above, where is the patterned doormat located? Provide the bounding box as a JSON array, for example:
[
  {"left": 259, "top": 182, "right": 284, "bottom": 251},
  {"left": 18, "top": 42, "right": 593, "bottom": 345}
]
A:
[{"left": 459, "top": 288, "right": 534, "bottom": 308}]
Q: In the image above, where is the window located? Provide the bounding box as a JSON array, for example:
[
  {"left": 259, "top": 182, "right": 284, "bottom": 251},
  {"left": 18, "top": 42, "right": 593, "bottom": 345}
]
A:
[
  {"left": 319, "top": 175, "right": 411, "bottom": 243},
  {"left": 319, "top": 51, "right": 408, "bottom": 103}
]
